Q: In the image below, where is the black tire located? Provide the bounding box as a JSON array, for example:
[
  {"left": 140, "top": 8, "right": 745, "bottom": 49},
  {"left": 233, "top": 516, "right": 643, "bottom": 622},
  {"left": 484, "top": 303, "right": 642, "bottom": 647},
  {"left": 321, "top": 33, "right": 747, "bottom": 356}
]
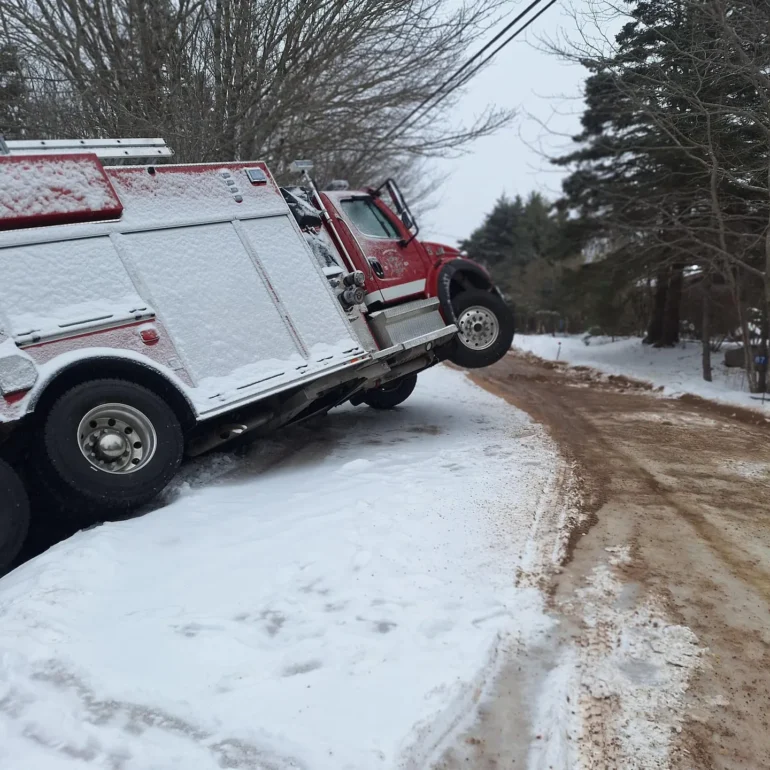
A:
[
  {"left": 448, "top": 289, "right": 515, "bottom": 369},
  {"left": 0, "top": 458, "right": 30, "bottom": 574},
  {"left": 362, "top": 374, "right": 418, "bottom": 410},
  {"left": 35, "top": 379, "right": 183, "bottom": 518}
]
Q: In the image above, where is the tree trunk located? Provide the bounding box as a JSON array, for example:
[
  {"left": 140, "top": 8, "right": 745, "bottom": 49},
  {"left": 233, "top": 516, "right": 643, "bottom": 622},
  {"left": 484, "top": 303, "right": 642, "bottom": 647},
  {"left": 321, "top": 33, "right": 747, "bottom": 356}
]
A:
[
  {"left": 702, "top": 274, "right": 712, "bottom": 382},
  {"left": 763, "top": 160, "right": 770, "bottom": 393},
  {"left": 660, "top": 265, "right": 683, "bottom": 347},
  {"left": 644, "top": 268, "right": 669, "bottom": 345},
  {"left": 758, "top": 295, "right": 769, "bottom": 394},
  {"left": 735, "top": 279, "right": 759, "bottom": 393}
]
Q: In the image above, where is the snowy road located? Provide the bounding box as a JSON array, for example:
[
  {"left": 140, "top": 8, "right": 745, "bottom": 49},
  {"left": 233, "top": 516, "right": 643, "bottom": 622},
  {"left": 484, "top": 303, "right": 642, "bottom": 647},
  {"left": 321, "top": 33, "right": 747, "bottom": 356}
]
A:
[
  {"left": 0, "top": 366, "right": 568, "bottom": 770},
  {"left": 468, "top": 351, "right": 770, "bottom": 770}
]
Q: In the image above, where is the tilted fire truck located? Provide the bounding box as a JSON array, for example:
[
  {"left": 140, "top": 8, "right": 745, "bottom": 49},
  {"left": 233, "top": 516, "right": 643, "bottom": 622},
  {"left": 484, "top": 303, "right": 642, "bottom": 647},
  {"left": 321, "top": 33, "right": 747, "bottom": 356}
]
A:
[{"left": 0, "top": 138, "right": 513, "bottom": 572}]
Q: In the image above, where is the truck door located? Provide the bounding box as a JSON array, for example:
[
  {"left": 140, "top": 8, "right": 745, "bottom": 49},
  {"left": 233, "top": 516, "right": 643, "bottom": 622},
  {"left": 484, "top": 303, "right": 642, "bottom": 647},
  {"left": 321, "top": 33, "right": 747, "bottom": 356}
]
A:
[{"left": 324, "top": 192, "right": 430, "bottom": 307}]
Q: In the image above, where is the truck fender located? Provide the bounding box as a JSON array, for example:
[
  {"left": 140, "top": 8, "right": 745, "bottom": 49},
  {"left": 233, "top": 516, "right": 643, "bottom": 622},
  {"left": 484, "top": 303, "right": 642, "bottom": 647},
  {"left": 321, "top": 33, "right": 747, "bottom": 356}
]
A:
[
  {"left": 436, "top": 259, "right": 494, "bottom": 324},
  {"left": 25, "top": 351, "right": 197, "bottom": 430}
]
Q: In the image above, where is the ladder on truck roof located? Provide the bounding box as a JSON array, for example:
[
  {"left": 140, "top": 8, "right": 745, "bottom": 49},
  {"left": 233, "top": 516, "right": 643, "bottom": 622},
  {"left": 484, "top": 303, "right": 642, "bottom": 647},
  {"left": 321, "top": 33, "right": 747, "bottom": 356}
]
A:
[{"left": 0, "top": 136, "right": 173, "bottom": 159}]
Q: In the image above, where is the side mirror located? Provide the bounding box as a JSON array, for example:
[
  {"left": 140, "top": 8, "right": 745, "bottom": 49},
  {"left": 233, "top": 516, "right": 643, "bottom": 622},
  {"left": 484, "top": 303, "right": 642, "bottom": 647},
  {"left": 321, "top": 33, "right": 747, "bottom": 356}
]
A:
[{"left": 375, "top": 177, "right": 420, "bottom": 245}]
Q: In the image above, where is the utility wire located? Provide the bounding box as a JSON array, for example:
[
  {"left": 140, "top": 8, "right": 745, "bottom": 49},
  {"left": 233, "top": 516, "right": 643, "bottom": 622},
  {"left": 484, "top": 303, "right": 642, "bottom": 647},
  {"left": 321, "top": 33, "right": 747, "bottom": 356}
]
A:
[
  {"left": 444, "top": 0, "right": 559, "bottom": 98},
  {"left": 383, "top": 0, "right": 547, "bottom": 143},
  {"left": 378, "top": 0, "right": 559, "bottom": 150}
]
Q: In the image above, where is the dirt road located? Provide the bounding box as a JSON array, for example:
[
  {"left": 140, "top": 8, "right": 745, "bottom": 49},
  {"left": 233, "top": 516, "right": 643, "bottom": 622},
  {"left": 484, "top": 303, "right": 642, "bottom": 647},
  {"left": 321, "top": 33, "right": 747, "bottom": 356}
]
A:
[{"left": 442, "top": 351, "right": 770, "bottom": 769}]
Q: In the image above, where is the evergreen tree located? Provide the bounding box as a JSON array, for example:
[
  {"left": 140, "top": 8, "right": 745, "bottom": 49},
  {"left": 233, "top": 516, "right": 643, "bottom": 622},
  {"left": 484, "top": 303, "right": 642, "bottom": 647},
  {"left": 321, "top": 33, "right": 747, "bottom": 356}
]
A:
[
  {"left": 554, "top": 0, "right": 764, "bottom": 347},
  {"left": 460, "top": 195, "right": 528, "bottom": 275},
  {"left": 460, "top": 192, "right": 580, "bottom": 331}
]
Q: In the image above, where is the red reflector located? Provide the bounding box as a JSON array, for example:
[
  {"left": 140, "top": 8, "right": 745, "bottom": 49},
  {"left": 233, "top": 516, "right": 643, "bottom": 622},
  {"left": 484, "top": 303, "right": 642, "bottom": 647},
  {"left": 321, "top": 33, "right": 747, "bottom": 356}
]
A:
[
  {"left": 140, "top": 328, "right": 160, "bottom": 346},
  {"left": 3, "top": 389, "right": 29, "bottom": 405}
]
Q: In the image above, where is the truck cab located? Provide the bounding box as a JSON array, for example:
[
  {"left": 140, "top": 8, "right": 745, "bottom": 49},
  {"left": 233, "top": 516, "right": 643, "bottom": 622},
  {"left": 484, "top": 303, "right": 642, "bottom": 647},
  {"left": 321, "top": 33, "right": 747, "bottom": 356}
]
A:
[{"left": 291, "top": 175, "right": 515, "bottom": 369}]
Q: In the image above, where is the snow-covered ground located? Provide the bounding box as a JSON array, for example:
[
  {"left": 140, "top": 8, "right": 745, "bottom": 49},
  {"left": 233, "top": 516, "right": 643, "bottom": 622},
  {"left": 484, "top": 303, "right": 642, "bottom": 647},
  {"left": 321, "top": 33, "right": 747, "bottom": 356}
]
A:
[
  {"left": 514, "top": 334, "right": 770, "bottom": 413},
  {"left": 0, "top": 366, "right": 567, "bottom": 770}
]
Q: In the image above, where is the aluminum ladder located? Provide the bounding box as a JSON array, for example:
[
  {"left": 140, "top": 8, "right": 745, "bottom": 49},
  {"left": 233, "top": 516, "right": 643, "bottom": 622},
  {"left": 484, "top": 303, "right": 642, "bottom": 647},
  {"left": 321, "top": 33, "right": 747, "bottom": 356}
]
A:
[{"left": 0, "top": 136, "right": 173, "bottom": 159}]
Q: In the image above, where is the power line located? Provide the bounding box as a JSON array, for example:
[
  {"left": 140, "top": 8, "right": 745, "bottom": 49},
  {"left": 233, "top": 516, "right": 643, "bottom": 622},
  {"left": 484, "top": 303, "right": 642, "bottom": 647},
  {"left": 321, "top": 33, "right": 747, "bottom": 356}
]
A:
[
  {"left": 383, "top": 0, "right": 547, "bottom": 144},
  {"left": 445, "top": 0, "right": 559, "bottom": 98},
  {"left": 378, "top": 0, "right": 559, "bottom": 149}
]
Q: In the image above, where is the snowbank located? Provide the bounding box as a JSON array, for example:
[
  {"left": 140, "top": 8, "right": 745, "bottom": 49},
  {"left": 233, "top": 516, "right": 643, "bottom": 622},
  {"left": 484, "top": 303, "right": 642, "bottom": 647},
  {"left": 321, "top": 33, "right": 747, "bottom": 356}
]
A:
[
  {"left": 0, "top": 366, "right": 564, "bottom": 770},
  {"left": 514, "top": 335, "right": 770, "bottom": 413}
]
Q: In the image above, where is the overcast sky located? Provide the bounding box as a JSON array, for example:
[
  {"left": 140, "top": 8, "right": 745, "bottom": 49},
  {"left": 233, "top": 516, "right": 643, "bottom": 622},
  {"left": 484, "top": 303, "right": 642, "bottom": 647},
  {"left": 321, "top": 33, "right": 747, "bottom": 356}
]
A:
[{"left": 422, "top": 0, "right": 594, "bottom": 245}]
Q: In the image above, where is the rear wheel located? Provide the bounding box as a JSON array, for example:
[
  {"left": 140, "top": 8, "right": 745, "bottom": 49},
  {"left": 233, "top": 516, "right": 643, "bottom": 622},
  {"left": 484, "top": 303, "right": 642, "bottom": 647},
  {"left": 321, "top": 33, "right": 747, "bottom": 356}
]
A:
[
  {"left": 448, "top": 289, "right": 514, "bottom": 369},
  {"left": 0, "top": 458, "right": 30, "bottom": 574},
  {"left": 35, "top": 379, "right": 184, "bottom": 520},
  {"left": 362, "top": 374, "right": 418, "bottom": 410}
]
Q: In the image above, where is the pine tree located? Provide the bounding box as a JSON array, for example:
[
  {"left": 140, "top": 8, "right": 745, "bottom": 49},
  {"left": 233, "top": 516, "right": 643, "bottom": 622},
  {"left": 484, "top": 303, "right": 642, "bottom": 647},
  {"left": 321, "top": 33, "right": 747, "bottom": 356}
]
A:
[
  {"left": 460, "top": 195, "right": 529, "bottom": 277},
  {"left": 554, "top": 0, "right": 762, "bottom": 347},
  {"left": 558, "top": 0, "right": 770, "bottom": 358},
  {"left": 461, "top": 192, "right": 579, "bottom": 331}
]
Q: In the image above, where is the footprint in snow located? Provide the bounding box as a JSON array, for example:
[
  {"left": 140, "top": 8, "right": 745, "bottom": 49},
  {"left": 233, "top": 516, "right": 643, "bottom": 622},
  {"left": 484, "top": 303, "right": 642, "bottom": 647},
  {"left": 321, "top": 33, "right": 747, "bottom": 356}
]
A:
[
  {"left": 282, "top": 660, "right": 323, "bottom": 677},
  {"left": 356, "top": 615, "right": 398, "bottom": 634},
  {"left": 173, "top": 622, "right": 224, "bottom": 638},
  {"left": 339, "top": 458, "right": 372, "bottom": 473},
  {"left": 352, "top": 550, "right": 372, "bottom": 571},
  {"left": 420, "top": 618, "right": 454, "bottom": 639}
]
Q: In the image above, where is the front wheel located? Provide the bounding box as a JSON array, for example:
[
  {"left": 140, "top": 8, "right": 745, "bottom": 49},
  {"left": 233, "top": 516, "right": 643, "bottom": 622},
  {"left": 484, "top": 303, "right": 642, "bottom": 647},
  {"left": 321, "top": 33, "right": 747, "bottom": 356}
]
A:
[
  {"left": 0, "top": 459, "right": 30, "bottom": 574},
  {"left": 362, "top": 374, "right": 418, "bottom": 410},
  {"left": 448, "top": 289, "right": 515, "bottom": 369},
  {"left": 35, "top": 379, "right": 184, "bottom": 520}
]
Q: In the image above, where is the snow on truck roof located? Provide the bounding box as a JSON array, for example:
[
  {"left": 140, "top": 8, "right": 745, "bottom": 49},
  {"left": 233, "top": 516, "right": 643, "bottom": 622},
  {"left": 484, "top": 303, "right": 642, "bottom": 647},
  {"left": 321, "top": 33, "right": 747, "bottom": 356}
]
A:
[
  {"left": 0, "top": 154, "right": 123, "bottom": 231},
  {"left": 0, "top": 155, "right": 287, "bottom": 235}
]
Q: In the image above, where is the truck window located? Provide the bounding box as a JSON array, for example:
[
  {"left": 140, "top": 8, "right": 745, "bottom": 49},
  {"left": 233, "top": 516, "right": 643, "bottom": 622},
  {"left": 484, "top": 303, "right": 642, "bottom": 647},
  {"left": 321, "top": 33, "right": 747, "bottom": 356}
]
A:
[{"left": 340, "top": 198, "right": 399, "bottom": 239}]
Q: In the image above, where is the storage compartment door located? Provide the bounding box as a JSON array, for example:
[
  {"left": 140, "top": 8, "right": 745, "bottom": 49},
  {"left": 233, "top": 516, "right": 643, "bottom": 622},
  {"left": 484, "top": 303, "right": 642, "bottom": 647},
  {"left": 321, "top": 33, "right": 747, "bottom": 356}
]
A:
[
  {"left": 0, "top": 236, "right": 144, "bottom": 339},
  {"left": 239, "top": 216, "right": 360, "bottom": 357},
  {"left": 118, "top": 223, "right": 300, "bottom": 387}
]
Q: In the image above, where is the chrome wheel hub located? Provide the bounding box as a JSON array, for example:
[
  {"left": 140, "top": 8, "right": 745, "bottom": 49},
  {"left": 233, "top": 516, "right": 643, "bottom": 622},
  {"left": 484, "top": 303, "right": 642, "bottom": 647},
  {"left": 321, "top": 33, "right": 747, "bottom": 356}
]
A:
[
  {"left": 77, "top": 403, "right": 157, "bottom": 474},
  {"left": 457, "top": 306, "right": 500, "bottom": 351}
]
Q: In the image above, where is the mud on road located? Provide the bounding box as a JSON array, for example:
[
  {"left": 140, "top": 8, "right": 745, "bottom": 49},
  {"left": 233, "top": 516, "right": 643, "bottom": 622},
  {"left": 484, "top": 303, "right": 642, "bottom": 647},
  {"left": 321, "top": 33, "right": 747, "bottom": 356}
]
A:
[{"left": 447, "top": 351, "right": 770, "bottom": 770}]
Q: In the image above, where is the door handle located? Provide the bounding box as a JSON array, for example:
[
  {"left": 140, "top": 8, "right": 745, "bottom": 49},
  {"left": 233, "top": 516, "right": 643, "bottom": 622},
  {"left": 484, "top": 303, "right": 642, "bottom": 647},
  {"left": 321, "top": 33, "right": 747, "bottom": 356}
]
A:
[{"left": 368, "top": 257, "right": 385, "bottom": 278}]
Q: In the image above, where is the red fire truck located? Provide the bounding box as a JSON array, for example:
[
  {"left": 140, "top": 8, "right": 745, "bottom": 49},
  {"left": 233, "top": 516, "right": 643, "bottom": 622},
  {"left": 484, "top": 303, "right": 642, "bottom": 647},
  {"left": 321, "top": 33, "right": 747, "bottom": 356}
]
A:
[
  {"left": 284, "top": 165, "right": 514, "bottom": 371},
  {"left": 0, "top": 138, "right": 513, "bottom": 573}
]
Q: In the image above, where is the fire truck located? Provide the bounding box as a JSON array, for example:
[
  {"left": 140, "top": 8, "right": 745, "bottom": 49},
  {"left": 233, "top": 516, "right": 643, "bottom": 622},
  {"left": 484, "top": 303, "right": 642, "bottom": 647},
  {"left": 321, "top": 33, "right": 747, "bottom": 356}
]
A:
[
  {"left": 0, "top": 138, "right": 513, "bottom": 572},
  {"left": 284, "top": 170, "right": 515, "bottom": 371}
]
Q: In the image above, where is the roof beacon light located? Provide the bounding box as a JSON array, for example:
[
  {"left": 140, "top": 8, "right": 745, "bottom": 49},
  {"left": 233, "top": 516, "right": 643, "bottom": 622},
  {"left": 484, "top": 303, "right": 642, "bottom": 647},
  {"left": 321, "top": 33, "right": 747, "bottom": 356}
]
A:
[{"left": 290, "top": 159, "right": 314, "bottom": 174}]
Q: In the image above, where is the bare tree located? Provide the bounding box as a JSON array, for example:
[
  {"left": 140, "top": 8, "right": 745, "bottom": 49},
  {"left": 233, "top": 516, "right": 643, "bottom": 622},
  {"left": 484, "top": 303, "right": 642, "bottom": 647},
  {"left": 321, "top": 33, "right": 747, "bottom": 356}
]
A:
[{"left": 0, "top": 0, "right": 514, "bottom": 190}]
